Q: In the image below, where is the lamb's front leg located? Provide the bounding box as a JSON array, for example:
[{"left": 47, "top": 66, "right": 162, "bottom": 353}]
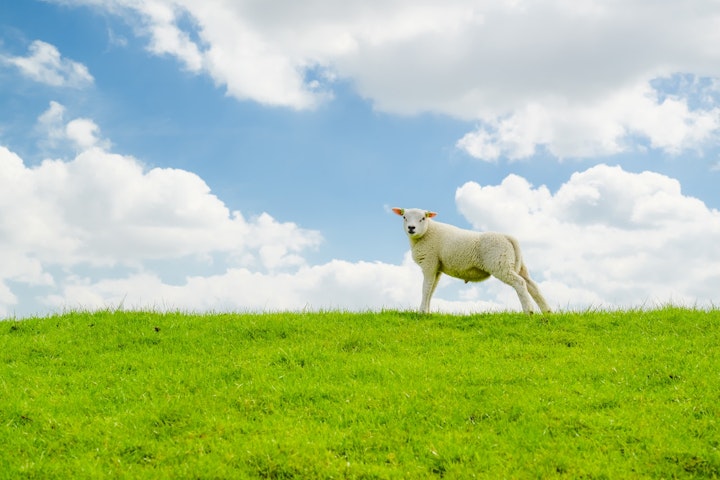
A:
[{"left": 420, "top": 270, "right": 442, "bottom": 313}]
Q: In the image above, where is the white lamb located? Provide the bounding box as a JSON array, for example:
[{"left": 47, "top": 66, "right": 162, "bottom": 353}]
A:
[{"left": 392, "top": 207, "right": 551, "bottom": 315}]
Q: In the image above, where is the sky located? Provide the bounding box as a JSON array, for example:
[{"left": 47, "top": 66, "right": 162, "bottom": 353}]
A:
[{"left": 1, "top": 0, "right": 719, "bottom": 318}]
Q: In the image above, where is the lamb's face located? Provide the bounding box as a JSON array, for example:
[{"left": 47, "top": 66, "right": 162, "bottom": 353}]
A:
[{"left": 392, "top": 207, "right": 436, "bottom": 239}]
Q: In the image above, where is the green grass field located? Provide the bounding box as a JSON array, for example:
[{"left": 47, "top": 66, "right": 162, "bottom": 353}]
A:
[{"left": 1, "top": 308, "right": 719, "bottom": 478}]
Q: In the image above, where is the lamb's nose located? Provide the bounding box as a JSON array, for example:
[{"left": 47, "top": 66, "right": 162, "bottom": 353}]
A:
[{"left": 408, "top": 226, "right": 415, "bottom": 233}]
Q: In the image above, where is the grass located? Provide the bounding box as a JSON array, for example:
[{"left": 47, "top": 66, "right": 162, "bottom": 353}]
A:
[{"left": 1, "top": 307, "right": 719, "bottom": 478}]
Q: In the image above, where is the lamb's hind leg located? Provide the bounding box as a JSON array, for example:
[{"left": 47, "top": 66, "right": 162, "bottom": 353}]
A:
[
  {"left": 519, "top": 265, "right": 551, "bottom": 313},
  {"left": 494, "top": 270, "right": 536, "bottom": 314}
]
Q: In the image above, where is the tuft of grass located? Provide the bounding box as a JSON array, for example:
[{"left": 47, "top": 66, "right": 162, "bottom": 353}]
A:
[{"left": 1, "top": 307, "right": 719, "bottom": 478}]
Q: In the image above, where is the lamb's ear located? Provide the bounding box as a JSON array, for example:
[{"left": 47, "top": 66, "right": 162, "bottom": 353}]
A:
[
  {"left": 392, "top": 208, "right": 405, "bottom": 216},
  {"left": 426, "top": 211, "right": 438, "bottom": 218}
]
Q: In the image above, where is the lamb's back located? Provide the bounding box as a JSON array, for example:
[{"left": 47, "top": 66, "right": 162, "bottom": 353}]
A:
[{"left": 428, "top": 222, "right": 517, "bottom": 277}]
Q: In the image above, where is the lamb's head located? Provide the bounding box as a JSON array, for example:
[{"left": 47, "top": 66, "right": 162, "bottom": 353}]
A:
[{"left": 392, "top": 208, "right": 437, "bottom": 239}]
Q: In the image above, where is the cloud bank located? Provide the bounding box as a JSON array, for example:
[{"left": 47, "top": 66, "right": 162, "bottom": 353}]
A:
[
  {"left": 1, "top": 102, "right": 719, "bottom": 317},
  {"left": 53, "top": 0, "right": 720, "bottom": 159},
  {"left": 455, "top": 165, "right": 720, "bottom": 308}
]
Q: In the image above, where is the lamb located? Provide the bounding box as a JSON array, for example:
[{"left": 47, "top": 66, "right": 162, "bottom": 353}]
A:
[{"left": 392, "top": 207, "right": 551, "bottom": 315}]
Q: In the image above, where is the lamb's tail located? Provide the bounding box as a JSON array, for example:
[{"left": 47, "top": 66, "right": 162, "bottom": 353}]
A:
[{"left": 506, "top": 235, "right": 526, "bottom": 274}]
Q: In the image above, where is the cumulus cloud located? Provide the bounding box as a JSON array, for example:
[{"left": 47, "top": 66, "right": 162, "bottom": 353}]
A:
[
  {"left": 43, "top": 256, "right": 422, "bottom": 313},
  {"left": 36, "top": 101, "right": 111, "bottom": 151},
  {"left": 37, "top": 162, "right": 720, "bottom": 315},
  {"left": 0, "top": 104, "right": 327, "bottom": 316},
  {"left": 455, "top": 164, "right": 720, "bottom": 308},
  {"left": 52, "top": 0, "right": 720, "bottom": 157},
  {"left": 0, "top": 148, "right": 322, "bottom": 270},
  {"left": 457, "top": 81, "right": 720, "bottom": 161},
  {"left": 4, "top": 153, "right": 720, "bottom": 316},
  {"left": 0, "top": 104, "right": 519, "bottom": 317},
  {"left": 3, "top": 102, "right": 719, "bottom": 317},
  {"left": 1, "top": 40, "right": 94, "bottom": 88},
  {"left": 0, "top": 137, "right": 429, "bottom": 315}
]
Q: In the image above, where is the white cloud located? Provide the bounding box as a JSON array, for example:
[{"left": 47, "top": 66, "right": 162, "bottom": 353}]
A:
[
  {"left": 457, "top": 81, "right": 720, "bottom": 160},
  {"left": 0, "top": 147, "right": 321, "bottom": 269},
  {"left": 135, "top": 0, "right": 204, "bottom": 71},
  {"left": 36, "top": 101, "right": 68, "bottom": 145},
  {"left": 3, "top": 103, "right": 720, "bottom": 316},
  {"left": 455, "top": 164, "right": 720, "bottom": 308},
  {"left": 0, "top": 104, "right": 530, "bottom": 317},
  {"left": 42, "top": 256, "right": 421, "bottom": 313},
  {"left": 1, "top": 40, "right": 94, "bottom": 88},
  {"left": 65, "top": 118, "right": 105, "bottom": 150},
  {"left": 52, "top": 0, "right": 720, "bottom": 157},
  {"left": 36, "top": 101, "right": 111, "bottom": 153},
  {"left": 0, "top": 105, "right": 327, "bottom": 316}
]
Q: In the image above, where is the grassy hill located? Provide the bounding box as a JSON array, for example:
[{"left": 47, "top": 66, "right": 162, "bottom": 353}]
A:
[{"left": 1, "top": 308, "right": 719, "bottom": 478}]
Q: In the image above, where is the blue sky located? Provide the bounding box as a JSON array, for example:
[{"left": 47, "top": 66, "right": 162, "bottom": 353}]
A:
[{"left": 1, "top": 0, "right": 719, "bottom": 317}]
